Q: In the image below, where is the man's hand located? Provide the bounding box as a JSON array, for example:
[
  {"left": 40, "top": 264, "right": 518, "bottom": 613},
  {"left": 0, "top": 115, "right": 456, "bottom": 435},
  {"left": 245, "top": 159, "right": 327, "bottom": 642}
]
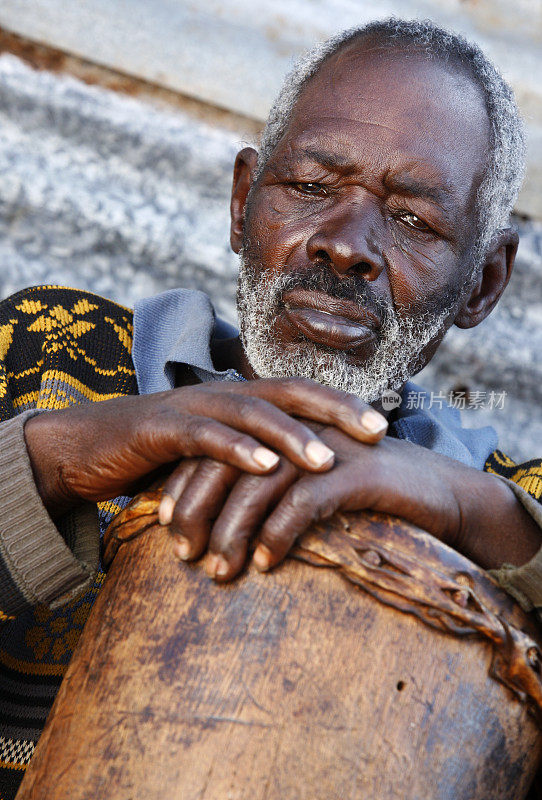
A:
[
  {"left": 23, "top": 378, "right": 387, "bottom": 517},
  {"left": 158, "top": 427, "right": 542, "bottom": 579}
]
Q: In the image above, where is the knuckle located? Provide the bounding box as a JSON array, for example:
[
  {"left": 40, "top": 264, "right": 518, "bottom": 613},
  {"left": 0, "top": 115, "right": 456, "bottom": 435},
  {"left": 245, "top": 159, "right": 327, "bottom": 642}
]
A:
[
  {"left": 172, "top": 500, "right": 193, "bottom": 529},
  {"left": 262, "top": 376, "right": 308, "bottom": 397},
  {"left": 199, "top": 458, "right": 231, "bottom": 480},
  {"left": 171, "top": 504, "right": 207, "bottom": 547},
  {"left": 274, "top": 376, "right": 317, "bottom": 409},
  {"left": 133, "top": 412, "right": 161, "bottom": 442},
  {"left": 225, "top": 432, "right": 252, "bottom": 459},
  {"left": 283, "top": 376, "right": 313, "bottom": 392},
  {"left": 340, "top": 394, "right": 366, "bottom": 413},
  {"left": 287, "top": 481, "right": 317, "bottom": 512},
  {"left": 318, "top": 495, "right": 338, "bottom": 519},
  {"left": 212, "top": 523, "right": 250, "bottom": 556},
  {"left": 231, "top": 393, "right": 262, "bottom": 419},
  {"left": 337, "top": 387, "right": 363, "bottom": 404},
  {"left": 183, "top": 415, "right": 219, "bottom": 448},
  {"left": 317, "top": 385, "right": 353, "bottom": 406},
  {"left": 333, "top": 399, "right": 364, "bottom": 424},
  {"left": 259, "top": 522, "right": 289, "bottom": 552}
]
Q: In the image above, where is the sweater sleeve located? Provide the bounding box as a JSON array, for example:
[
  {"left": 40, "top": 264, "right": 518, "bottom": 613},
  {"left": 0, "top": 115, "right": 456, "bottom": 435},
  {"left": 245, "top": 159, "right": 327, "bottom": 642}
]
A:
[
  {"left": 0, "top": 409, "right": 100, "bottom": 619},
  {"left": 484, "top": 451, "right": 542, "bottom": 614}
]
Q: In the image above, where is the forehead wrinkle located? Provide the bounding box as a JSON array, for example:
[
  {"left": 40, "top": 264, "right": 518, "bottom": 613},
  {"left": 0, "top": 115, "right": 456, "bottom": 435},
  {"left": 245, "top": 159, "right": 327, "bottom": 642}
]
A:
[{"left": 295, "top": 115, "right": 406, "bottom": 138}]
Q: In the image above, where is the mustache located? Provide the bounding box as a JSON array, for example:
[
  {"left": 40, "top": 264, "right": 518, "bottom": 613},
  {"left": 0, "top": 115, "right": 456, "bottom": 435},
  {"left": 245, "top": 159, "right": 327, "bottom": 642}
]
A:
[
  {"left": 273, "top": 264, "right": 393, "bottom": 325},
  {"left": 239, "top": 237, "right": 461, "bottom": 324}
]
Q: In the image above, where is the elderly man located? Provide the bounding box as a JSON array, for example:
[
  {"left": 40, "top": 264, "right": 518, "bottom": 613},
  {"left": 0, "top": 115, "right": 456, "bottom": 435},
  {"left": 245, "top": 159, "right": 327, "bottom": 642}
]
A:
[{"left": 0, "top": 17, "right": 540, "bottom": 797}]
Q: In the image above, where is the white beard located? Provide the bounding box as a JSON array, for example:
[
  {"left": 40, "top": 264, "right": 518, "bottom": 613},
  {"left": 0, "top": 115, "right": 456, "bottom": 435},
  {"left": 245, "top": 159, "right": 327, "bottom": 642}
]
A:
[{"left": 237, "top": 251, "right": 455, "bottom": 403}]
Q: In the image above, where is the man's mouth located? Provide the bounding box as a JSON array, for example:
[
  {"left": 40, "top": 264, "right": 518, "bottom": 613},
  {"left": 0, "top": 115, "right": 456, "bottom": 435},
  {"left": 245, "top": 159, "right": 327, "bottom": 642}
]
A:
[{"left": 280, "top": 288, "right": 381, "bottom": 350}]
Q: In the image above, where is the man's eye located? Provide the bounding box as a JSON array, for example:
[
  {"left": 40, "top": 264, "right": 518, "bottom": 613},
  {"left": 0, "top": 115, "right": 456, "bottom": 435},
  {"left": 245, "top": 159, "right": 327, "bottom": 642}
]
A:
[
  {"left": 397, "top": 212, "right": 431, "bottom": 232},
  {"left": 291, "top": 182, "right": 328, "bottom": 196}
]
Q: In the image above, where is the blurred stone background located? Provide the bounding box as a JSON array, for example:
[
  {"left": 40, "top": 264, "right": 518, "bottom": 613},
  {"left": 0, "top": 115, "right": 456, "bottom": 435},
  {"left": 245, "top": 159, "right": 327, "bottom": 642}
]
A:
[{"left": 0, "top": 0, "right": 540, "bottom": 460}]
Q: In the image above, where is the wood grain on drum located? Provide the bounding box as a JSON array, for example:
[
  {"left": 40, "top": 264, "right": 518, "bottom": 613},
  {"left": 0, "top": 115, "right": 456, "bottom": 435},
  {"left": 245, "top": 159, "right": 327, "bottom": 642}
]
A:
[{"left": 16, "top": 490, "right": 542, "bottom": 800}]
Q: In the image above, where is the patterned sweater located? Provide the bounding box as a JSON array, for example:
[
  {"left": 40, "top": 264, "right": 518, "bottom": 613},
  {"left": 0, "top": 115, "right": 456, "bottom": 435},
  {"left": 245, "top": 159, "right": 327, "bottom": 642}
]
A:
[{"left": 0, "top": 285, "right": 540, "bottom": 800}]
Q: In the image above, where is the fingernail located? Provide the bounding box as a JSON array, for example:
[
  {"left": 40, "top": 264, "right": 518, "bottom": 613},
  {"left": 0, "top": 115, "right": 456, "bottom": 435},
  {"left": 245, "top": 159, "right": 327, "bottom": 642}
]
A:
[
  {"left": 253, "top": 447, "right": 280, "bottom": 470},
  {"left": 253, "top": 544, "right": 272, "bottom": 572},
  {"left": 361, "top": 410, "right": 387, "bottom": 434},
  {"left": 158, "top": 495, "right": 175, "bottom": 525},
  {"left": 305, "top": 440, "right": 334, "bottom": 467},
  {"left": 173, "top": 537, "right": 191, "bottom": 561},
  {"left": 205, "top": 554, "right": 230, "bottom": 579}
]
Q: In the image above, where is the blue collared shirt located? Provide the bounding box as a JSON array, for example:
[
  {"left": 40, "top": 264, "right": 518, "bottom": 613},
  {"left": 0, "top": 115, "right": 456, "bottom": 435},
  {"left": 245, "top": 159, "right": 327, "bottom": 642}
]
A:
[{"left": 132, "top": 288, "right": 498, "bottom": 469}]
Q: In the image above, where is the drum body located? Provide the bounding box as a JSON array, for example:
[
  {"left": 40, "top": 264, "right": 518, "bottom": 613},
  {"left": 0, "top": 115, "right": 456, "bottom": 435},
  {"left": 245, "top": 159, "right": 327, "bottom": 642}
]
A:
[{"left": 16, "top": 501, "right": 542, "bottom": 800}]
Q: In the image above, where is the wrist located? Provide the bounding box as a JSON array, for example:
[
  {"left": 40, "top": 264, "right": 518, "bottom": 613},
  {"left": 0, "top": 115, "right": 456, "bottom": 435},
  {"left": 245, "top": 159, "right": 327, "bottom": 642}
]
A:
[
  {"left": 451, "top": 470, "right": 541, "bottom": 570},
  {"left": 24, "top": 412, "right": 78, "bottom": 518}
]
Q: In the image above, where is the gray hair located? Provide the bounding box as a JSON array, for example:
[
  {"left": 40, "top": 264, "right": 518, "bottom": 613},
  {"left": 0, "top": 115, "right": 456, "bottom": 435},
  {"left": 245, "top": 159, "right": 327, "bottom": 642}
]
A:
[{"left": 255, "top": 18, "right": 526, "bottom": 271}]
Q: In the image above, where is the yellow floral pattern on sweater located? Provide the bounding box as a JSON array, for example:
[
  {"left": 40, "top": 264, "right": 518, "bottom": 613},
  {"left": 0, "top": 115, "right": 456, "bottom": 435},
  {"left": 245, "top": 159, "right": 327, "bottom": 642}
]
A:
[{"left": 0, "top": 286, "right": 138, "bottom": 800}]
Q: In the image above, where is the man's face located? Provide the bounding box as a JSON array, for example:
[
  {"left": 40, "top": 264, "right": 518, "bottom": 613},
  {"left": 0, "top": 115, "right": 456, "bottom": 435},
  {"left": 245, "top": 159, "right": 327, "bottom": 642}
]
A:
[{"left": 236, "top": 43, "right": 490, "bottom": 402}]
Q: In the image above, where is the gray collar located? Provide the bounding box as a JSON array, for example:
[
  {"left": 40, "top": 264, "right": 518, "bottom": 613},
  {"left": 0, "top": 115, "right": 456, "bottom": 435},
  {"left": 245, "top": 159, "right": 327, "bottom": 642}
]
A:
[{"left": 132, "top": 288, "right": 240, "bottom": 393}]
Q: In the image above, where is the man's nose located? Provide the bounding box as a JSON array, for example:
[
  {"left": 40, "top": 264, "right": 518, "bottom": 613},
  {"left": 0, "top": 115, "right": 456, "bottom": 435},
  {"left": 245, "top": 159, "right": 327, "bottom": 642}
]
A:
[{"left": 305, "top": 202, "right": 385, "bottom": 281}]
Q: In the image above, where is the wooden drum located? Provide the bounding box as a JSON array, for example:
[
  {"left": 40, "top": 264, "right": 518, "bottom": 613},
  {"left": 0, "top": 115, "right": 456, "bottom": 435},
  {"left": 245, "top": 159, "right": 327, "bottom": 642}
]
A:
[{"left": 16, "top": 490, "right": 542, "bottom": 799}]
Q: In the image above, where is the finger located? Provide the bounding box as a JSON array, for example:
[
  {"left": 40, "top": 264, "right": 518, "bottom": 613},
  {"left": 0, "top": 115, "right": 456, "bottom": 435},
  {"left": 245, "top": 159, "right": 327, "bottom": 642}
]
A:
[
  {"left": 168, "top": 459, "right": 240, "bottom": 561},
  {"left": 178, "top": 393, "right": 335, "bottom": 472},
  {"left": 217, "top": 377, "right": 389, "bottom": 444},
  {"left": 204, "top": 460, "right": 299, "bottom": 582},
  {"left": 140, "top": 413, "right": 283, "bottom": 474},
  {"left": 253, "top": 471, "right": 355, "bottom": 571},
  {"left": 158, "top": 458, "right": 200, "bottom": 525}
]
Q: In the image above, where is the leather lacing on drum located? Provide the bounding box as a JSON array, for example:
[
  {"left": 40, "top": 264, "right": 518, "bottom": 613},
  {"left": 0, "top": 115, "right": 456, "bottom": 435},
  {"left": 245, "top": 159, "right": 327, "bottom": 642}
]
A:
[{"left": 292, "top": 513, "right": 542, "bottom": 727}]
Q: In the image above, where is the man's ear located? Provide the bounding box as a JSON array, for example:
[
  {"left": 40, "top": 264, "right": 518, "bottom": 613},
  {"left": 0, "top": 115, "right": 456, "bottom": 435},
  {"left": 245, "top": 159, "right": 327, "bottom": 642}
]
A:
[
  {"left": 454, "top": 228, "right": 519, "bottom": 329},
  {"left": 230, "top": 147, "right": 259, "bottom": 254}
]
